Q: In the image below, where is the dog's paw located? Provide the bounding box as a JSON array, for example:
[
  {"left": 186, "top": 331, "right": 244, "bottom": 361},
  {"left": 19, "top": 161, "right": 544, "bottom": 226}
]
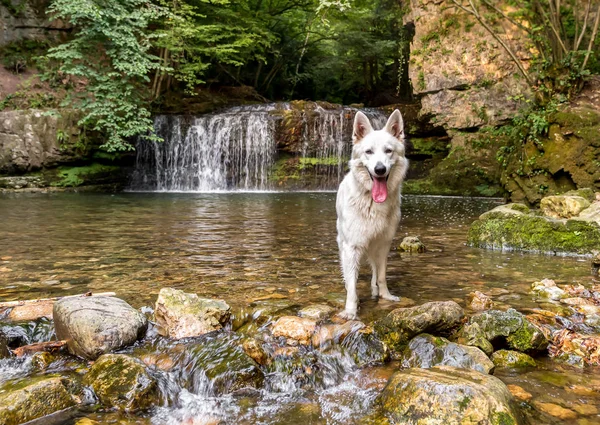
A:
[
  {"left": 380, "top": 294, "right": 401, "bottom": 302},
  {"left": 336, "top": 310, "right": 358, "bottom": 321}
]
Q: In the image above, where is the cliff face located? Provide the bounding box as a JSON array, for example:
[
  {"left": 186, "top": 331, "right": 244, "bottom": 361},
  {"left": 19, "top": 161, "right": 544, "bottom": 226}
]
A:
[{"left": 0, "top": 0, "right": 69, "bottom": 47}]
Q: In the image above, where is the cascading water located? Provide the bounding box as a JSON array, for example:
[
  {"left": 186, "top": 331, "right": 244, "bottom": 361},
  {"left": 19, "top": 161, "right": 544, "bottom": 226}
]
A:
[{"left": 129, "top": 103, "right": 387, "bottom": 192}]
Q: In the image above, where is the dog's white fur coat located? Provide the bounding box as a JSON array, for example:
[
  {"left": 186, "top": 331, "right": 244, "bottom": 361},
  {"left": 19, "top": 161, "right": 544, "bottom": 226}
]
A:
[{"left": 336, "top": 110, "right": 409, "bottom": 319}]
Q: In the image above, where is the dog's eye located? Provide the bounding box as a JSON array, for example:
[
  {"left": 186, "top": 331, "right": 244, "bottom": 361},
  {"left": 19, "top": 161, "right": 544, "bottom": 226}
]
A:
[
  {"left": 365, "top": 149, "right": 373, "bottom": 155},
  {"left": 385, "top": 148, "right": 393, "bottom": 154}
]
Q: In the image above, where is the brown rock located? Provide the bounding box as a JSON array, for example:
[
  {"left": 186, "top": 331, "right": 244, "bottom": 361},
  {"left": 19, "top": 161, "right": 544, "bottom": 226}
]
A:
[
  {"left": 507, "top": 384, "right": 532, "bottom": 401},
  {"left": 534, "top": 402, "right": 577, "bottom": 420},
  {"left": 312, "top": 321, "right": 365, "bottom": 347},
  {"left": 271, "top": 316, "right": 317, "bottom": 345},
  {"left": 573, "top": 403, "right": 598, "bottom": 416},
  {"left": 242, "top": 338, "right": 270, "bottom": 365},
  {"left": 466, "top": 291, "right": 494, "bottom": 311}
]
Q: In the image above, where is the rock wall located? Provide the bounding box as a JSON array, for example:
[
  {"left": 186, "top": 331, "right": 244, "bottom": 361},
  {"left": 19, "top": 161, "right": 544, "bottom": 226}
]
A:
[{"left": 0, "top": 0, "right": 70, "bottom": 46}]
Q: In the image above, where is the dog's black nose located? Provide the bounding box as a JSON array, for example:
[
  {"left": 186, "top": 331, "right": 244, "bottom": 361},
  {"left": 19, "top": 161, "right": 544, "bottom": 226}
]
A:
[{"left": 374, "top": 162, "right": 387, "bottom": 176}]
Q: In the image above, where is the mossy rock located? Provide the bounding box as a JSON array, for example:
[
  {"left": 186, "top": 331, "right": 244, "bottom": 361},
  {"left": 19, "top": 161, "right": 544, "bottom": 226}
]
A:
[
  {"left": 374, "top": 301, "right": 464, "bottom": 358},
  {"left": 0, "top": 376, "right": 82, "bottom": 425},
  {"left": 457, "top": 309, "right": 547, "bottom": 354},
  {"left": 401, "top": 334, "right": 494, "bottom": 374},
  {"left": 491, "top": 350, "right": 536, "bottom": 368},
  {"left": 83, "top": 354, "right": 157, "bottom": 411},
  {"left": 468, "top": 207, "right": 600, "bottom": 255},
  {"left": 342, "top": 326, "right": 390, "bottom": 367},
  {"left": 377, "top": 366, "right": 521, "bottom": 425}
]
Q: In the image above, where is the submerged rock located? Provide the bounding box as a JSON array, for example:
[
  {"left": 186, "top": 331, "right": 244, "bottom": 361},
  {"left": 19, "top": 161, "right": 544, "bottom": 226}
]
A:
[
  {"left": 0, "top": 376, "right": 82, "bottom": 425},
  {"left": 491, "top": 349, "right": 536, "bottom": 368},
  {"left": 298, "top": 304, "right": 336, "bottom": 320},
  {"left": 468, "top": 199, "right": 600, "bottom": 255},
  {"left": 271, "top": 316, "right": 317, "bottom": 345},
  {"left": 401, "top": 334, "right": 494, "bottom": 374},
  {"left": 466, "top": 291, "right": 494, "bottom": 311},
  {"left": 374, "top": 301, "right": 464, "bottom": 357},
  {"left": 457, "top": 309, "right": 548, "bottom": 355},
  {"left": 154, "top": 288, "right": 230, "bottom": 339},
  {"left": 398, "top": 236, "right": 426, "bottom": 253},
  {"left": 53, "top": 296, "right": 147, "bottom": 360},
  {"left": 83, "top": 354, "right": 157, "bottom": 411},
  {"left": 378, "top": 366, "right": 521, "bottom": 424}
]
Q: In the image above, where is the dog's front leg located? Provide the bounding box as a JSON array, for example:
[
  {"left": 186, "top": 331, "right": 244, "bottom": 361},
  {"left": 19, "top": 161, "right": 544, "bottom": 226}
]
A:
[
  {"left": 339, "top": 244, "right": 361, "bottom": 320},
  {"left": 374, "top": 245, "right": 400, "bottom": 302}
]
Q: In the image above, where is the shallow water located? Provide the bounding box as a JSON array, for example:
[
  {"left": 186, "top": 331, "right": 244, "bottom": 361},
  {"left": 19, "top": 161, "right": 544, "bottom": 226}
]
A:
[{"left": 0, "top": 193, "right": 599, "bottom": 424}]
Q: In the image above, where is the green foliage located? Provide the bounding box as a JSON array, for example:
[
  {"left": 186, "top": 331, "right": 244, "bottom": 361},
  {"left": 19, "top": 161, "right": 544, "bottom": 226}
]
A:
[
  {"left": 52, "top": 163, "right": 120, "bottom": 187},
  {"left": 44, "top": 0, "right": 170, "bottom": 151},
  {"left": 0, "top": 39, "right": 49, "bottom": 74}
]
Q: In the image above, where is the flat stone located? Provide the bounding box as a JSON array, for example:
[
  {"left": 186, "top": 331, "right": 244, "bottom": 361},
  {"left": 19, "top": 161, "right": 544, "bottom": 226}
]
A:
[
  {"left": 298, "top": 304, "right": 336, "bottom": 320},
  {"left": 53, "top": 296, "right": 147, "bottom": 360},
  {"left": 507, "top": 384, "right": 532, "bottom": 401},
  {"left": 154, "top": 288, "right": 230, "bottom": 339},
  {"left": 534, "top": 402, "right": 577, "bottom": 420}
]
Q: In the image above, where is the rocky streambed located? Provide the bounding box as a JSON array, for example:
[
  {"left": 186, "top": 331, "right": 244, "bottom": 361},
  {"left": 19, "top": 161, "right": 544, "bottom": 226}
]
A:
[{"left": 1, "top": 283, "right": 600, "bottom": 425}]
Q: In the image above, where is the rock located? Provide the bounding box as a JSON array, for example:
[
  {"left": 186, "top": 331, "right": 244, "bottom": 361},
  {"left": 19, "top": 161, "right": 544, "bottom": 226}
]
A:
[
  {"left": 479, "top": 203, "right": 530, "bottom": 220},
  {"left": 298, "top": 304, "right": 336, "bottom": 320},
  {"left": 154, "top": 288, "right": 230, "bottom": 339},
  {"left": 457, "top": 309, "right": 548, "bottom": 354},
  {"left": 374, "top": 301, "right": 464, "bottom": 357},
  {"left": 83, "top": 354, "right": 157, "bottom": 411},
  {"left": 491, "top": 350, "right": 536, "bottom": 368},
  {"left": 468, "top": 205, "right": 600, "bottom": 255},
  {"left": 507, "top": 384, "right": 532, "bottom": 401},
  {"left": 0, "top": 331, "right": 9, "bottom": 358},
  {"left": 242, "top": 338, "right": 270, "bottom": 366},
  {"left": 180, "top": 335, "right": 264, "bottom": 394},
  {"left": 312, "top": 320, "right": 365, "bottom": 347},
  {"left": 592, "top": 253, "right": 600, "bottom": 275},
  {"left": 0, "top": 376, "right": 82, "bottom": 425},
  {"left": 534, "top": 402, "right": 577, "bottom": 420},
  {"left": 378, "top": 366, "right": 521, "bottom": 424},
  {"left": 401, "top": 334, "right": 494, "bottom": 374},
  {"left": 31, "top": 351, "right": 55, "bottom": 370},
  {"left": 271, "top": 316, "right": 317, "bottom": 345},
  {"left": 53, "top": 296, "right": 147, "bottom": 360},
  {"left": 398, "top": 236, "right": 426, "bottom": 253},
  {"left": 531, "top": 279, "right": 566, "bottom": 300},
  {"left": 541, "top": 195, "right": 591, "bottom": 219},
  {"left": 573, "top": 403, "right": 598, "bottom": 415},
  {"left": 342, "top": 326, "right": 389, "bottom": 367},
  {"left": 466, "top": 291, "right": 494, "bottom": 311}
]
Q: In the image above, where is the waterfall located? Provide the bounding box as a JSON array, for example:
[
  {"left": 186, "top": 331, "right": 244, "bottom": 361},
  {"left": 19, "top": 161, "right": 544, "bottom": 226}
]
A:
[{"left": 129, "top": 103, "right": 387, "bottom": 192}]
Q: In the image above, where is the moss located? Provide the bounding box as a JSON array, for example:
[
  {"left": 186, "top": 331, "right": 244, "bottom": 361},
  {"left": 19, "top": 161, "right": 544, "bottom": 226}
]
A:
[
  {"left": 552, "top": 108, "right": 600, "bottom": 128},
  {"left": 51, "top": 163, "right": 121, "bottom": 187},
  {"left": 491, "top": 350, "right": 536, "bottom": 368},
  {"left": 468, "top": 213, "right": 600, "bottom": 255},
  {"left": 298, "top": 156, "right": 341, "bottom": 169},
  {"left": 492, "top": 411, "right": 517, "bottom": 425}
]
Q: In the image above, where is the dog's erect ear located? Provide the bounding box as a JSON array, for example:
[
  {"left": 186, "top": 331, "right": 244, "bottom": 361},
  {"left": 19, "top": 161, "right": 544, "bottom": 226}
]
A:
[
  {"left": 353, "top": 111, "right": 373, "bottom": 143},
  {"left": 385, "top": 109, "right": 404, "bottom": 139}
]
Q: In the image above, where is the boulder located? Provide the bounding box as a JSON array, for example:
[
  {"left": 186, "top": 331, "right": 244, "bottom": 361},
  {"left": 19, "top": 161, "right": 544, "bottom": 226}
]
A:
[
  {"left": 83, "top": 354, "right": 157, "bottom": 411},
  {"left": 541, "top": 195, "right": 591, "bottom": 219},
  {"left": 491, "top": 350, "right": 536, "bottom": 368},
  {"left": 53, "top": 296, "right": 147, "bottom": 360},
  {"left": 342, "top": 326, "right": 389, "bottom": 367},
  {"left": 401, "top": 334, "right": 494, "bottom": 374},
  {"left": 271, "top": 316, "right": 317, "bottom": 345},
  {"left": 0, "top": 376, "right": 82, "bottom": 425},
  {"left": 378, "top": 366, "right": 521, "bottom": 424},
  {"left": 399, "top": 236, "right": 426, "bottom": 253},
  {"left": 374, "top": 301, "right": 464, "bottom": 357},
  {"left": 466, "top": 291, "right": 494, "bottom": 311},
  {"left": 468, "top": 205, "right": 600, "bottom": 255},
  {"left": 457, "top": 309, "right": 548, "bottom": 355},
  {"left": 154, "top": 288, "right": 230, "bottom": 339},
  {"left": 298, "top": 304, "right": 336, "bottom": 320},
  {"left": 576, "top": 201, "right": 600, "bottom": 224}
]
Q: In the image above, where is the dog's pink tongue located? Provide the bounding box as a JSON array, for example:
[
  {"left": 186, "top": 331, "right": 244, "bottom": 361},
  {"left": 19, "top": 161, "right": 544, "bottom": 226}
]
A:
[{"left": 372, "top": 177, "right": 388, "bottom": 203}]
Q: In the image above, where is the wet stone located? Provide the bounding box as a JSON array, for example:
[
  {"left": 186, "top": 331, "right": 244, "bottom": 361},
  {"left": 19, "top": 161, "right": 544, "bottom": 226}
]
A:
[
  {"left": 540, "top": 194, "right": 591, "bottom": 219},
  {"left": 154, "top": 287, "right": 230, "bottom": 339},
  {"left": 378, "top": 366, "right": 521, "bottom": 425},
  {"left": 298, "top": 304, "right": 336, "bottom": 320},
  {"left": 271, "top": 316, "right": 317, "bottom": 345},
  {"left": 531, "top": 278, "right": 566, "bottom": 300},
  {"left": 466, "top": 291, "right": 494, "bottom": 311},
  {"left": 83, "top": 354, "right": 157, "bottom": 411},
  {"left": 312, "top": 320, "right": 365, "bottom": 348},
  {"left": 457, "top": 308, "right": 548, "bottom": 354},
  {"left": 342, "top": 326, "right": 389, "bottom": 367},
  {"left": 0, "top": 376, "right": 82, "bottom": 425},
  {"left": 491, "top": 349, "right": 536, "bottom": 368},
  {"left": 507, "top": 384, "right": 532, "bottom": 401},
  {"left": 374, "top": 301, "right": 464, "bottom": 357},
  {"left": 242, "top": 338, "right": 270, "bottom": 366},
  {"left": 534, "top": 401, "right": 578, "bottom": 420},
  {"left": 53, "top": 296, "right": 147, "bottom": 360},
  {"left": 398, "top": 236, "right": 426, "bottom": 253},
  {"left": 401, "top": 334, "right": 494, "bottom": 374}
]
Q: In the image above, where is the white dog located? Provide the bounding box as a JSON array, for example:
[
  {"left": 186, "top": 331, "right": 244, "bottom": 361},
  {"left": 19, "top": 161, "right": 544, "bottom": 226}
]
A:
[{"left": 336, "top": 109, "right": 409, "bottom": 319}]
